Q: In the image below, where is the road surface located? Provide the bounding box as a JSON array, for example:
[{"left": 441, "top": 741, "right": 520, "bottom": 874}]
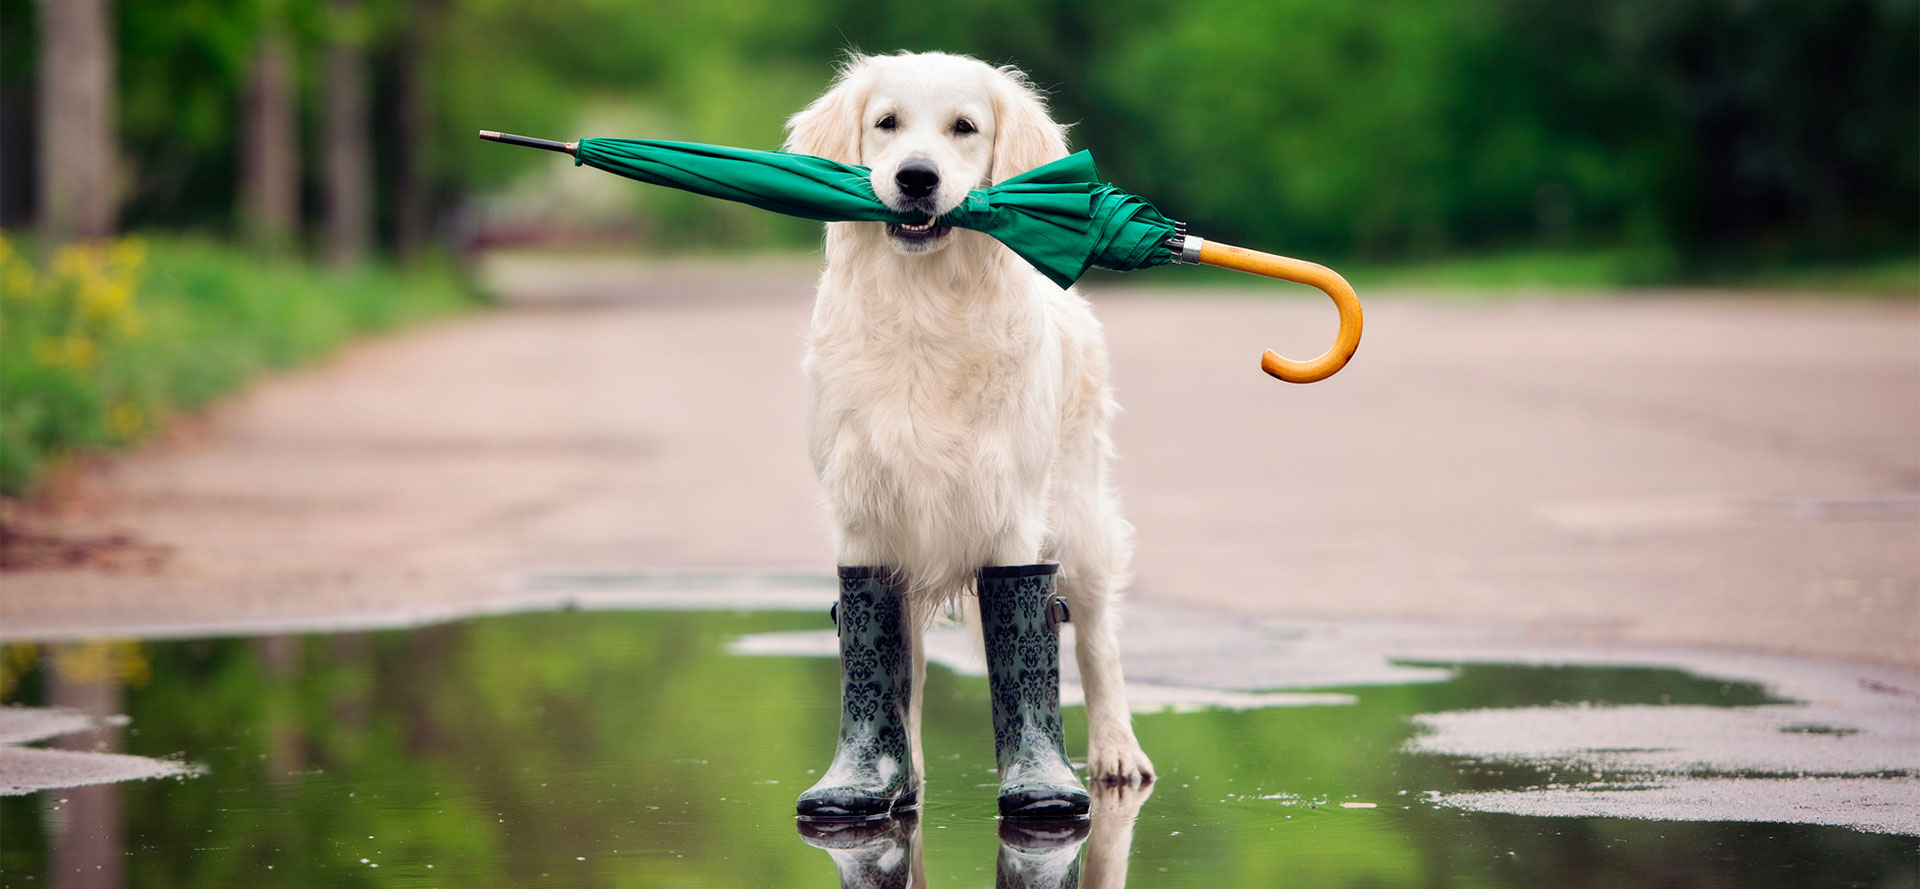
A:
[{"left": 4, "top": 254, "right": 1915, "bottom": 668}]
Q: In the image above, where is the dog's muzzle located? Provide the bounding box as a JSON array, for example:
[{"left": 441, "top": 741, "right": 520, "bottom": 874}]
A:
[
  {"left": 884, "top": 159, "right": 952, "bottom": 246},
  {"left": 894, "top": 159, "right": 939, "bottom": 200}
]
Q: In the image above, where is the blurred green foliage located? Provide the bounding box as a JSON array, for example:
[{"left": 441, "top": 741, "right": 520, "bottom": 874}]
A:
[
  {"left": 0, "top": 0, "right": 1913, "bottom": 268},
  {"left": 0, "top": 233, "right": 479, "bottom": 496}
]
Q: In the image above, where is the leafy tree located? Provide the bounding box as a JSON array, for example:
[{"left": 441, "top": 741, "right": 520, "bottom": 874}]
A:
[{"left": 1, "top": 0, "right": 1911, "bottom": 266}]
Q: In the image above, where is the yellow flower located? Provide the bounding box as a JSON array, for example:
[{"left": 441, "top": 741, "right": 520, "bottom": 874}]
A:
[
  {"left": 110, "top": 401, "right": 144, "bottom": 439},
  {"left": 33, "top": 334, "right": 96, "bottom": 369},
  {"left": 0, "top": 235, "right": 37, "bottom": 301},
  {"left": 117, "top": 309, "right": 146, "bottom": 337},
  {"left": 50, "top": 243, "right": 99, "bottom": 282},
  {"left": 81, "top": 279, "right": 132, "bottom": 321},
  {"left": 1, "top": 263, "right": 33, "bottom": 301},
  {"left": 109, "top": 236, "right": 147, "bottom": 275}
]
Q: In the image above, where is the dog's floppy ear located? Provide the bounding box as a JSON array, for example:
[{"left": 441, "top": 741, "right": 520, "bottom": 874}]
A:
[
  {"left": 990, "top": 66, "right": 1070, "bottom": 184},
  {"left": 785, "top": 55, "right": 870, "bottom": 164}
]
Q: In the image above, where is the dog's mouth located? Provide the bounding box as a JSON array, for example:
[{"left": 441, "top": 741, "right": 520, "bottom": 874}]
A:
[{"left": 885, "top": 218, "right": 952, "bottom": 246}]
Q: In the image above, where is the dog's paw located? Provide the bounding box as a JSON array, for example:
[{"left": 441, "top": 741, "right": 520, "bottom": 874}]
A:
[
  {"left": 1085, "top": 742, "right": 1155, "bottom": 785},
  {"left": 1089, "top": 774, "right": 1155, "bottom": 818}
]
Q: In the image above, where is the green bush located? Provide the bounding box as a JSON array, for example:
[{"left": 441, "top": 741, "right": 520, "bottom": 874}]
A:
[{"left": 0, "top": 233, "right": 481, "bottom": 497}]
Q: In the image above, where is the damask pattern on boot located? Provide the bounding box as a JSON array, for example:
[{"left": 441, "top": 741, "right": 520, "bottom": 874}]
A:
[
  {"left": 798, "top": 567, "right": 919, "bottom": 819},
  {"left": 980, "top": 563, "right": 1091, "bottom": 818}
]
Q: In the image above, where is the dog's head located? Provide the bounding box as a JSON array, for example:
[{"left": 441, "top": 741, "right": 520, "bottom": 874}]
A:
[{"left": 785, "top": 52, "right": 1069, "bottom": 256}]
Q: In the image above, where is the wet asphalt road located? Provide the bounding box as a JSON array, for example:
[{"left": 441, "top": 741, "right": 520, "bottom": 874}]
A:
[{"left": 3, "top": 253, "right": 1915, "bottom": 668}]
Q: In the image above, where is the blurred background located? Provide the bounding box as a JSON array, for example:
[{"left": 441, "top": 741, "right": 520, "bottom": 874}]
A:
[
  {"left": 1, "top": 8, "right": 1916, "bottom": 881},
  {"left": 0, "top": 0, "right": 1914, "bottom": 496},
  {"left": 3, "top": 0, "right": 1917, "bottom": 269}
]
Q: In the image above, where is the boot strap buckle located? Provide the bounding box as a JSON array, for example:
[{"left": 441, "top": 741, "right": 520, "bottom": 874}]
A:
[{"left": 1046, "top": 596, "right": 1071, "bottom": 629}]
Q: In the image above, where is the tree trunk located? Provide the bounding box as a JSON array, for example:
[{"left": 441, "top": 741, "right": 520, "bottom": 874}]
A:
[
  {"left": 322, "top": 0, "right": 372, "bottom": 267},
  {"left": 240, "top": 21, "right": 300, "bottom": 253},
  {"left": 392, "top": 0, "right": 440, "bottom": 261},
  {"left": 0, "top": 84, "right": 34, "bottom": 228},
  {"left": 37, "top": 0, "right": 117, "bottom": 248}
]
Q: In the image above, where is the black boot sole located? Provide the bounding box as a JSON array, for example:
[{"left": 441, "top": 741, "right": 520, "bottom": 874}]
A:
[
  {"left": 997, "top": 789, "right": 1091, "bottom": 819},
  {"left": 796, "top": 787, "right": 920, "bottom": 822}
]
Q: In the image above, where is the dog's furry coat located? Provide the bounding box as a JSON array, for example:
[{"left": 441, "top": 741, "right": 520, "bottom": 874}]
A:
[{"left": 786, "top": 52, "right": 1152, "bottom": 783}]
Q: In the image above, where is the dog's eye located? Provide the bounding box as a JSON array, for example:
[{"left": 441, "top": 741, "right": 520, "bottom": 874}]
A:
[
  {"left": 953, "top": 118, "right": 976, "bottom": 135},
  {"left": 875, "top": 114, "right": 897, "bottom": 131}
]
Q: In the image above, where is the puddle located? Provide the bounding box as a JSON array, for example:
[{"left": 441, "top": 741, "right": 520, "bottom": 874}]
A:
[{"left": 1, "top": 608, "right": 1916, "bottom": 887}]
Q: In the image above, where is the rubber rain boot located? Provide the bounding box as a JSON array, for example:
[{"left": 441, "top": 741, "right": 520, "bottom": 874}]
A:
[
  {"left": 797, "top": 567, "right": 919, "bottom": 819},
  {"left": 796, "top": 811, "right": 921, "bottom": 889},
  {"left": 978, "top": 563, "right": 1091, "bottom": 818}
]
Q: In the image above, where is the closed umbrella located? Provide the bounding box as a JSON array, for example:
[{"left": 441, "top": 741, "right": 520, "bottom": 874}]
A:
[{"left": 481, "top": 131, "right": 1361, "bottom": 383}]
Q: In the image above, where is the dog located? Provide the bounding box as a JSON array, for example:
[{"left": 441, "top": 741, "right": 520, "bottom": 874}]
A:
[{"left": 785, "top": 51, "right": 1153, "bottom": 786}]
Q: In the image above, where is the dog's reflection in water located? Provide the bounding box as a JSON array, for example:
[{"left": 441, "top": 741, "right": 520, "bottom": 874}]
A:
[{"left": 798, "top": 782, "right": 1153, "bottom": 888}]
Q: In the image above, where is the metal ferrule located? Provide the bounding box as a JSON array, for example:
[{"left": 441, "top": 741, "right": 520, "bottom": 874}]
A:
[
  {"left": 1164, "top": 222, "right": 1204, "bottom": 264},
  {"left": 1170, "top": 234, "right": 1204, "bottom": 264}
]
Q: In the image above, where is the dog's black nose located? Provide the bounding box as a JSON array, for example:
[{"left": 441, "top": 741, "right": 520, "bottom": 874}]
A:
[{"left": 895, "top": 159, "right": 940, "bottom": 199}]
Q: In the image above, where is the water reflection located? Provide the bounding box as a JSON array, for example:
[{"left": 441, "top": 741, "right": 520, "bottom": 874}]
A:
[
  {"left": 800, "top": 782, "right": 1153, "bottom": 888},
  {"left": 45, "top": 643, "right": 128, "bottom": 889},
  {"left": 1080, "top": 781, "right": 1150, "bottom": 888},
  {"left": 1, "top": 611, "right": 1912, "bottom": 888},
  {"left": 798, "top": 814, "right": 924, "bottom": 888},
  {"left": 254, "top": 635, "right": 304, "bottom": 792},
  {"left": 994, "top": 818, "right": 1088, "bottom": 889}
]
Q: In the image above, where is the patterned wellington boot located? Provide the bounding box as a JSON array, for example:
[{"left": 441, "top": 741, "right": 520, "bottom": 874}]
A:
[
  {"left": 797, "top": 567, "right": 919, "bottom": 819},
  {"left": 978, "top": 563, "right": 1091, "bottom": 818},
  {"left": 796, "top": 811, "right": 921, "bottom": 889},
  {"left": 996, "top": 818, "right": 1091, "bottom": 889}
]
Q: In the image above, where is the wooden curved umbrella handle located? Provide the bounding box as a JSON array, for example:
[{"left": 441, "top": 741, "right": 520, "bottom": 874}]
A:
[{"left": 1194, "top": 240, "right": 1364, "bottom": 384}]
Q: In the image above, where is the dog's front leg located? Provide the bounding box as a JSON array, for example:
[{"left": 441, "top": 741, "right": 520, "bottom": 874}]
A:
[
  {"left": 905, "top": 594, "right": 930, "bottom": 787},
  {"left": 1059, "top": 569, "right": 1155, "bottom": 784}
]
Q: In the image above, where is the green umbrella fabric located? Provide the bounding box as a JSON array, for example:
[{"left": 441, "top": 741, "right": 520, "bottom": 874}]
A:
[{"left": 573, "top": 138, "right": 1179, "bottom": 288}]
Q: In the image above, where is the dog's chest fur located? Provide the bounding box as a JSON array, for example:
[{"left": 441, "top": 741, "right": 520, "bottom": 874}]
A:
[{"left": 804, "top": 244, "right": 1067, "bottom": 585}]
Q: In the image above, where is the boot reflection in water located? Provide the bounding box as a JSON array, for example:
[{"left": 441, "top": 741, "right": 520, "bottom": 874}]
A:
[
  {"left": 995, "top": 781, "right": 1157, "bottom": 889},
  {"left": 998, "top": 818, "right": 1091, "bottom": 888},
  {"left": 996, "top": 781, "right": 1156, "bottom": 889},
  {"left": 797, "top": 782, "right": 1154, "bottom": 888},
  {"left": 796, "top": 812, "right": 922, "bottom": 889}
]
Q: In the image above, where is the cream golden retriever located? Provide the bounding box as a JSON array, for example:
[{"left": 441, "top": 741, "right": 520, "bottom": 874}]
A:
[{"left": 785, "top": 52, "right": 1153, "bottom": 786}]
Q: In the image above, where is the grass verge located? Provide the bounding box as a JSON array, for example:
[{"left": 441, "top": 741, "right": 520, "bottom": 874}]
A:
[{"left": 0, "top": 233, "right": 484, "bottom": 498}]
